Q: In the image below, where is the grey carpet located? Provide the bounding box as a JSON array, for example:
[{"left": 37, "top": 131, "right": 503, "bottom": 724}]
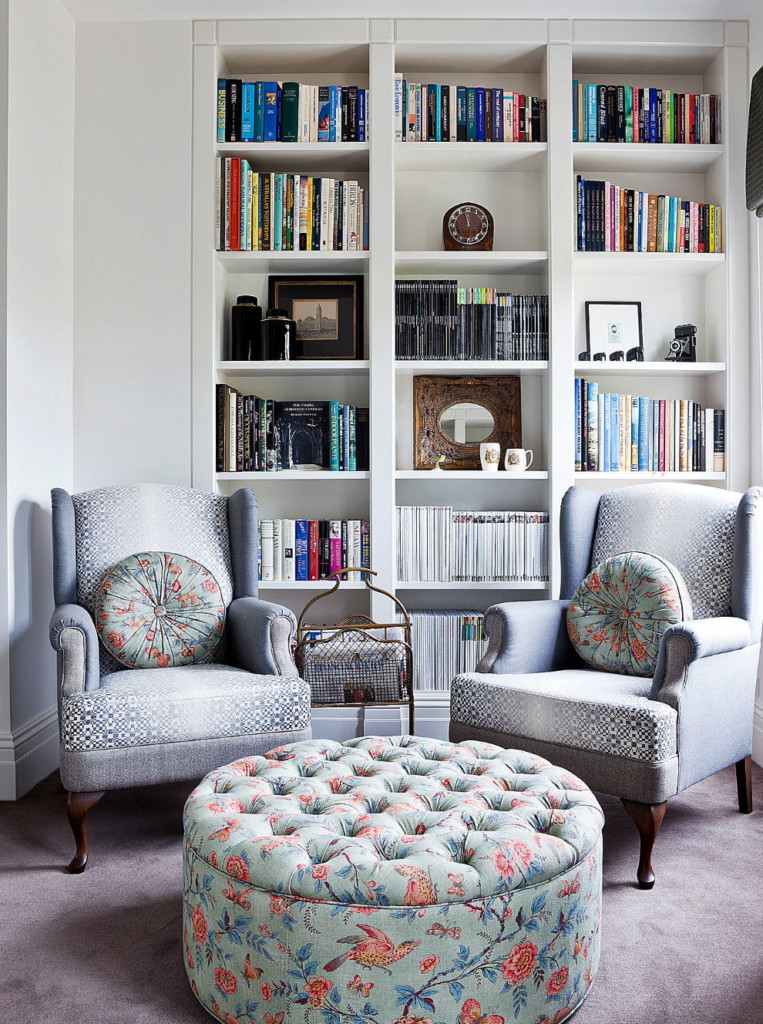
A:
[{"left": 1, "top": 763, "right": 762, "bottom": 1024}]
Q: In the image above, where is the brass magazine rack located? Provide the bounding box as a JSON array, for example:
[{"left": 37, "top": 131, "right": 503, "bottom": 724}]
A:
[{"left": 295, "top": 569, "right": 415, "bottom": 733}]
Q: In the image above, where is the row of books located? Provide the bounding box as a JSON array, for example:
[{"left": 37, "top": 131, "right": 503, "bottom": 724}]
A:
[
  {"left": 572, "top": 82, "right": 721, "bottom": 144},
  {"left": 258, "top": 519, "right": 370, "bottom": 582},
  {"left": 217, "top": 79, "right": 368, "bottom": 143},
  {"left": 216, "top": 161, "right": 369, "bottom": 251},
  {"left": 216, "top": 387, "right": 369, "bottom": 473},
  {"left": 575, "top": 380, "right": 725, "bottom": 473},
  {"left": 393, "top": 77, "right": 547, "bottom": 142},
  {"left": 395, "top": 281, "right": 549, "bottom": 361},
  {"left": 396, "top": 506, "right": 549, "bottom": 582},
  {"left": 575, "top": 177, "right": 722, "bottom": 253},
  {"left": 398, "top": 610, "right": 488, "bottom": 691}
]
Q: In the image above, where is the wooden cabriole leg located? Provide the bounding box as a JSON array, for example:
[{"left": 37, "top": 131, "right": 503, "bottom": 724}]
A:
[
  {"left": 736, "top": 756, "right": 753, "bottom": 814},
  {"left": 621, "top": 799, "right": 668, "bottom": 890},
  {"left": 66, "top": 791, "right": 104, "bottom": 873}
]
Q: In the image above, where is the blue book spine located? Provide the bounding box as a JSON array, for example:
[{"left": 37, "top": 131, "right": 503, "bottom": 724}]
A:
[
  {"left": 649, "top": 89, "right": 658, "bottom": 143},
  {"left": 475, "top": 88, "right": 486, "bottom": 141},
  {"left": 610, "top": 394, "right": 619, "bottom": 471},
  {"left": 638, "top": 397, "right": 649, "bottom": 471},
  {"left": 295, "top": 521, "right": 308, "bottom": 580},
  {"left": 263, "top": 82, "right": 280, "bottom": 141},
  {"left": 241, "top": 82, "right": 256, "bottom": 142},
  {"left": 273, "top": 173, "right": 283, "bottom": 250},
  {"left": 254, "top": 82, "right": 265, "bottom": 142},
  {"left": 357, "top": 88, "right": 366, "bottom": 142},
  {"left": 466, "top": 88, "right": 477, "bottom": 141},
  {"left": 669, "top": 196, "right": 679, "bottom": 252},
  {"left": 342, "top": 404, "right": 350, "bottom": 470},
  {"left": 631, "top": 398, "right": 639, "bottom": 471},
  {"left": 572, "top": 80, "right": 578, "bottom": 141},
  {"left": 493, "top": 88, "right": 503, "bottom": 141},
  {"left": 574, "top": 378, "right": 582, "bottom": 470},
  {"left": 329, "top": 86, "right": 338, "bottom": 142},
  {"left": 587, "top": 84, "right": 597, "bottom": 141},
  {"left": 456, "top": 86, "right": 467, "bottom": 139},
  {"left": 217, "top": 78, "right": 227, "bottom": 143},
  {"left": 603, "top": 393, "right": 611, "bottom": 472},
  {"left": 433, "top": 85, "right": 440, "bottom": 141}
]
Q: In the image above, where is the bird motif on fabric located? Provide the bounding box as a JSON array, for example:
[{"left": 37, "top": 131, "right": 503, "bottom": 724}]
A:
[
  {"left": 323, "top": 924, "right": 420, "bottom": 974},
  {"left": 394, "top": 864, "right": 436, "bottom": 905}
]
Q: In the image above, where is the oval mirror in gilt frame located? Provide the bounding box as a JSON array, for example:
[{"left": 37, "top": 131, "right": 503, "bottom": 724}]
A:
[{"left": 413, "top": 375, "right": 522, "bottom": 470}]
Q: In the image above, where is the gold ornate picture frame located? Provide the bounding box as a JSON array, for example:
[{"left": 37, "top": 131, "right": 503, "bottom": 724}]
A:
[{"left": 413, "top": 375, "right": 522, "bottom": 470}]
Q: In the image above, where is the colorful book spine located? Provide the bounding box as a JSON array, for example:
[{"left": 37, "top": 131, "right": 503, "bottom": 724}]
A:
[{"left": 295, "top": 520, "right": 308, "bottom": 580}]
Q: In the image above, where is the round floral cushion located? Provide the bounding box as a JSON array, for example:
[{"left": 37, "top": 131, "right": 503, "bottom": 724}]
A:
[
  {"left": 567, "top": 550, "right": 692, "bottom": 677},
  {"left": 95, "top": 551, "right": 225, "bottom": 668},
  {"left": 183, "top": 736, "right": 603, "bottom": 1024}
]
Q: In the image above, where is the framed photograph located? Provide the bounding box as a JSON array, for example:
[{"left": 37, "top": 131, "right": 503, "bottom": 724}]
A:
[
  {"left": 585, "top": 301, "right": 643, "bottom": 360},
  {"left": 267, "top": 275, "right": 364, "bottom": 359}
]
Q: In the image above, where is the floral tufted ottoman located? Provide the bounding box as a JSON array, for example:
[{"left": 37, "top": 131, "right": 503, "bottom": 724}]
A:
[{"left": 183, "top": 736, "right": 603, "bottom": 1024}]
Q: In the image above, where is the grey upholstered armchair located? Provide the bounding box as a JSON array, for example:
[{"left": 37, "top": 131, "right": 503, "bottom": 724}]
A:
[
  {"left": 451, "top": 483, "right": 762, "bottom": 888},
  {"left": 49, "top": 483, "right": 311, "bottom": 872}
]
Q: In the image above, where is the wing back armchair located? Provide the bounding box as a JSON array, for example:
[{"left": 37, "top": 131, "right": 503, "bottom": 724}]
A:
[
  {"left": 49, "top": 483, "right": 311, "bottom": 872},
  {"left": 450, "top": 483, "right": 762, "bottom": 888}
]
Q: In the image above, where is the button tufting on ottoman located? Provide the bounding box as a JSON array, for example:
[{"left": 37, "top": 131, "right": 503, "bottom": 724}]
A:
[{"left": 183, "top": 735, "right": 603, "bottom": 1024}]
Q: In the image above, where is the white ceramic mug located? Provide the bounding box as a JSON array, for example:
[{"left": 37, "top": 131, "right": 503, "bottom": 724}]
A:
[
  {"left": 504, "top": 448, "right": 534, "bottom": 472},
  {"left": 480, "top": 442, "right": 501, "bottom": 471}
]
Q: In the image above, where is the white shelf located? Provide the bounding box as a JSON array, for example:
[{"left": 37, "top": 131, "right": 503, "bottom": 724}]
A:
[
  {"left": 574, "top": 252, "right": 725, "bottom": 275},
  {"left": 574, "top": 361, "right": 726, "bottom": 377},
  {"left": 395, "top": 581, "right": 548, "bottom": 590},
  {"left": 395, "top": 470, "right": 548, "bottom": 480},
  {"left": 217, "top": 251, "right": 369, "bottom": 273},
  {"left": 217, "top": 142, "right": 370, "bottom": 171},
  {"left": 395, "top": 360, "right": 548, "bottom": 376},
  {"left": 395, "top": 251, "right": 547, "bottom": 276},
  {"left": 575, "top": 472, "right": 726, "bottom": 481},
  {"left": 396, "top": 141, "right": 547, "bottom": 172},
  {"left": 218, "top": 360, "right": 370, "bottom": 378},
  {"left": 217, "top": 471, "right": 369, "bottom": 480},
  {"left": 573, "top": 142, "right": 725, "bottom": 173},
  {"left": 259, "top": 580, "right": 367, "bottom": 590}
]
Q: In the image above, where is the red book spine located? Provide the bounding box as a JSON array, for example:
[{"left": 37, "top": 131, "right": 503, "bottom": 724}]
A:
[
  {"left": 229, "top": 158, "right": 241, "bottom": 251},
  {"left": 307, "top": 520, "right": 319, "bottom": 580},
  {"left": 658, "top": 400, "right": 666, "bottom": 472},
  {"left": 688, "top": 96, "right": 696, "bottom": 144}
]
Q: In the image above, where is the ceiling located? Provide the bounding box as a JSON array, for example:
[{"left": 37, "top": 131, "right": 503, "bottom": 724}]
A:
[{"left": 59, "top": 0, "right": 763, "bottom": 24}]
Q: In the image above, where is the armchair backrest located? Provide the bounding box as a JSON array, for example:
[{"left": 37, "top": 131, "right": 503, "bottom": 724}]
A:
[
  {"left": 560, "top": 483, "right": 763, "bottom": 629},
  {"left": 51, "top": 483, "right": 259, "bottom": 676}
]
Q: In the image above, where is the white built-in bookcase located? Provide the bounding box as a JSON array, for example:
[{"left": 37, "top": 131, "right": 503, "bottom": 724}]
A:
[{"left": 192, "top": 19, "right": 749, "bottom": 733}]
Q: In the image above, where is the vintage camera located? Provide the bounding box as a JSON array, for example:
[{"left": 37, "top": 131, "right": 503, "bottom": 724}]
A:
[{"left": 666, "top": 324, "right": 697, "bottom": 362}]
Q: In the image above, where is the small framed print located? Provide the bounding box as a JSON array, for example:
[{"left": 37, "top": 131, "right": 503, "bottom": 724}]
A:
[
  {"left": 267, "top": 275, "right": 364, "bottom": 359},
  {"left": 585, "top": 301, "right": 643, "bottom": 360}
]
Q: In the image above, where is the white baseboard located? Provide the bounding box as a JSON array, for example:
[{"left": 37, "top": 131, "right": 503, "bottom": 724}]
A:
[
  {"left": 753, "top": 698, "right": 763, "bottom": 768},
  {"left": 0, "top": 705, "right": 59, "bottom": 800}
]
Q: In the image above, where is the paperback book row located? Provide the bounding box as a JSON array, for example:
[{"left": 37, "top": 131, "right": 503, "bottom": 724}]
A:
[
  {"left": 575, "top": 380, "right": 726, "bottom": 473},
  {"left": 217, "top": 79, "right": 368, "bottom": 143},
  {"left": 258, "top": 519, "right": 370, "bottom": 582},
  {"left": 396, "top": 506, "right": 549, "bottom": 583},
  {"left": 572, "top": 82, "right": 721, "bottom": 144},
  {"left": 395, "top": 280, "right": 549, "bottom": 360},
  {"left": 393, "top": 76, "right": 547, "bottom": 142},
  {"left": 575, "top": 177, "right": 722, "bottom": 253},
  {"left": 396, "top": 610, "right": 488, "bottom": 691},
  {"left": 216, "top": 386, "right": 369, "bottom": 473},
  {"left": 216, "top": 160, "right": 369, "bottom": 251}
]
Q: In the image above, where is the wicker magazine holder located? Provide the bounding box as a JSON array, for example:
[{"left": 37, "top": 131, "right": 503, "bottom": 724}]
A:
[{"left": 295, "top": 569, "right": 415, "bottom": 733}]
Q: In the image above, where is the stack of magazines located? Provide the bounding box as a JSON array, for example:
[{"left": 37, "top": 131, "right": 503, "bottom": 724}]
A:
[
  {"left": 395, "top": 280, "right": 548, "bottom": 360},
  {"left": 397, "top": 610, "right": 488, "bottom": 691},
  {"left": 396, "top": 506, "right": 549, "bottom": 583}
]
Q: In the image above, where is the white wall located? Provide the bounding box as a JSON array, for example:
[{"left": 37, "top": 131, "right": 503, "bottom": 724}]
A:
[
  {"left": 73, "top": 20, "right": 192, "bottom": 491},
  {"left": 0, "top": 0, "right": 75, "bottom": 798}
]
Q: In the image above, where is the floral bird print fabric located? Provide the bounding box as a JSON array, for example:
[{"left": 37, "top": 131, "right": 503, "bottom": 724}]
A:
[{"left": 183, "top": 736, "right": 603, "bottom": 1023}]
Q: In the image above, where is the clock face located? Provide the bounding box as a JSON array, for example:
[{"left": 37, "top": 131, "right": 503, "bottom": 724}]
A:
[{"left": 447, "top": 204, "right": 490, "bottom": 246}]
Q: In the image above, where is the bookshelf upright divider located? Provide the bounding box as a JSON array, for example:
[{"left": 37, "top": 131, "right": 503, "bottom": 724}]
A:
[{"left": 191, "top": 19, "right": 749, "bottom": 720}]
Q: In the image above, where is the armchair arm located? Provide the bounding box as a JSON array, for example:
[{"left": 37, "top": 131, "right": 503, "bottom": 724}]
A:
[
  {"left": 227, "top": 597, "right": 297, "bottom": 676},
  {"left": 49, "top": 604, "right": 101, "bottom": 695},
  {"left": 477, "top": 600, "right": 576, "bottom": 674},
  {"left": 651, "top": 617, "right": 754, "bottom": 705}
]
